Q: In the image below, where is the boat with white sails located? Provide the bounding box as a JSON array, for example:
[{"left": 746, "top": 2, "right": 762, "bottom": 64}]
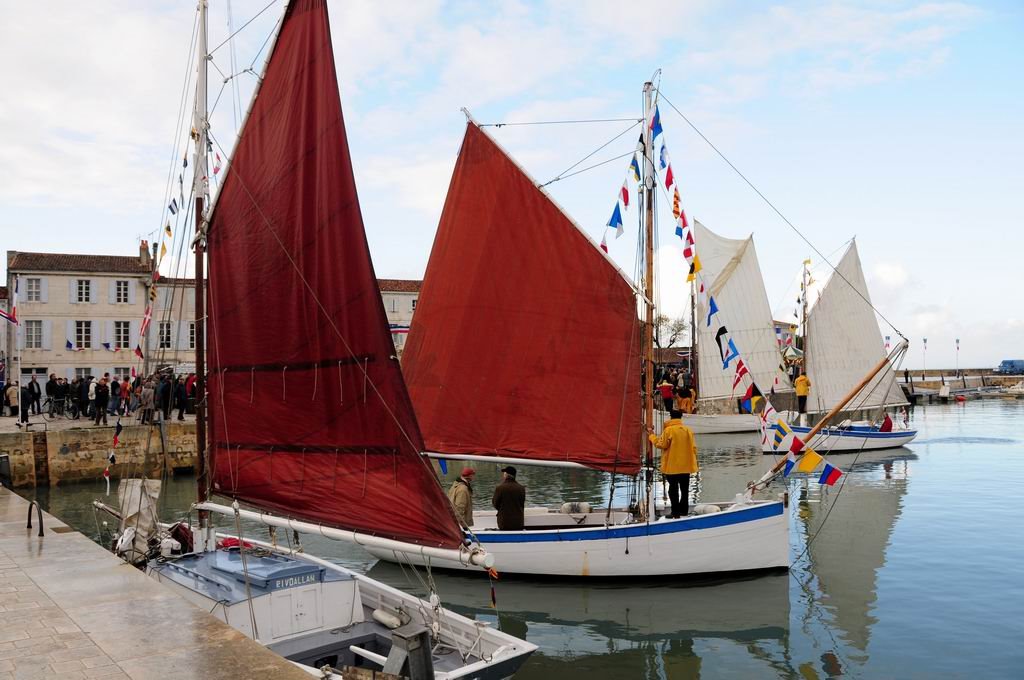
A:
[
  {"left": 95, "top": 2, "right": 534, "bottom": 677},
  {"left": 675, "top": 221, "right": 794, "bottom": 434},
  {"left": 762, "top": 242, "right": 917, "bottom": 454},
  {"left": 366, "top": 82, "right": 789, "bottom": 578}
]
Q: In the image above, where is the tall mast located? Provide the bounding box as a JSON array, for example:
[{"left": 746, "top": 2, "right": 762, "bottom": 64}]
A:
[
  {"left": 641, "top": 81, "right": 656, "bottom": 515},
  {"left": 193, "top": 0, "right": 210, "bottom": 527},
  {"left": 689, "top": 279, "right": 697, "bottom": 392}
]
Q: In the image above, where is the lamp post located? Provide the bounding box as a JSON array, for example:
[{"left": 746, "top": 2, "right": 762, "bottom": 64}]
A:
[
  {"left": 923, "top": 337, "right": 927, "bottom": 379},
  {"left": 955, "top": 338, "right": 960, "bottom": 375}
]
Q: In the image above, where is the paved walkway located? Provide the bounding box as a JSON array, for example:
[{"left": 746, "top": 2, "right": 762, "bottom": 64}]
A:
[
  {"left": 0, "top": 412, "right": 194, "bottom": 435},
  {"left": 0, "top": 488, "right": 311, "bottom": 680}
]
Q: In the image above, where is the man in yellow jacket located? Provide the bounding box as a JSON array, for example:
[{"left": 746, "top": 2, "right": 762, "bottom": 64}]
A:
[
  {"left": 794, "top": 370, "right": 811, "bottom": 414},
  {"left": 648, "top": 409, "right": 698, "bottom": 518}
]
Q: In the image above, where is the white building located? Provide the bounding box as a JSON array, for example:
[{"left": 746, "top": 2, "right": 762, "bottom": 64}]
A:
[
  {"left": 4, "top": 246, "right": 195, "bottom": 384},
  {"left": 379, "top": 279, "right": 420, "bottom": 355},
  {"left": 2, "top": 247, "right": 425, "bottom": 382}
]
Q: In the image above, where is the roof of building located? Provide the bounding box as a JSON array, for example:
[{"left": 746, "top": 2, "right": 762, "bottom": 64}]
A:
[
  {"left": 377, "top": 279, "right": 422, "bottom": 293},
  {"left": 8, "top": 251, "right": 151, "bottom": 275}
]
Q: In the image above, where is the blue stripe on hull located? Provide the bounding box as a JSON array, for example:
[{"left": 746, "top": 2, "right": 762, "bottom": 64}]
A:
[
  {"left": 475, "top": 502, "right": 784, "bottom": 544},
  {"left": 791, "top": 427, "right": 918, "bottom": 440}
]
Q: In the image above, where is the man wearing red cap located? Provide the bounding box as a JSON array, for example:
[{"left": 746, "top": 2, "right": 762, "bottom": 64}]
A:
[{"left": 447, "top": 467, "right": 476, "bottom": 527}]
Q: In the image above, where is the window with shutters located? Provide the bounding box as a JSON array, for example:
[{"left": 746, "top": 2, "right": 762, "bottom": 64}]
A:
[
  {"left": 75, "top": 320, "right": 91, "bottom": 349},
  {"left": 114, "top": 321, "right": 131, "bottom": 349},
  {"left": 77, "top": 279, "right": 91, "bottom": 303},
  {"left": 114, "top": 367, "right": 130, "bottom": 381},
  {"left": 26, "top": 278, "right": 41, "bottom": 302},
  {"left": 159, "top": 321, "right": 172, "bottom": 349},
  {"left": 115, "top": 280, "right": 129, "bottom": 303},
  {"left": 189, "top": 322, "right": 196, "bottom": 350},
  {"left": 75, "top": 367, "right": 90, "bottom": 380},
  {"left": 24, "top": 320, "right": 42, "bottom": 348}
]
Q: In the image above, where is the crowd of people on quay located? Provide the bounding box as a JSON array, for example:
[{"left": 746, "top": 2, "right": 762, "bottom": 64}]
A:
[
  {"left": 655, "top": 367, "right": 696, "bottom": 413},
  {"left": 1, "top": 370, "right": 197, "bottom": 428}
]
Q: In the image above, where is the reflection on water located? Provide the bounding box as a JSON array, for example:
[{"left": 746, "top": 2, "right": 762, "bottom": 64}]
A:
[{"left": 25, "top": 400, "right": 1024, "bottom": 678}]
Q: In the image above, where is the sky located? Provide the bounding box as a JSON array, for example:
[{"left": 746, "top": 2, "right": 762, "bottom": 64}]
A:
[{"left": 1, "top": 0, "right": 1021, "bottom": 369}]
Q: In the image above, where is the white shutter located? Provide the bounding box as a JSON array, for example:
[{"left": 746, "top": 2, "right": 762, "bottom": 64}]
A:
[
  {"left": 128, "top": 281, "right": 137, "bottom": 305},
  {"left": 40, "top": 278, "right": 48, "bottom": 303},
  {"left": 69, "top": 280, "right": 77, "bottom": 304},
  {"left": 130, "top": 320, "right": 139, "bottom": 348},
  {"left": 90, "top": 279, "right": 99, "bottom": 304},
  {"left": 41, "top": 320, "right": 52, "bottom": 350},
  {"left": 105, "top": 320, "right": 115, "bottom": 349},
  {"left": 94, "top": 367, "right": 105, "bottom": 379},
  {"left": 66, "top": 320, "right": 75, "bottom": 349},
  {"left": 91, "top": 320, "right": 102, "bottom": 350},
  {"left": 149, "top": 321, "right": 159, "bottom": 350},
  {"left": 108, "top": 281, "right": 116, "bottom": 304},
  {"left": 65, "top": 368, "right": 74, "bottom": 381},
  {"left": 178, "top": 321, "right": 190, "bottom": 350}
]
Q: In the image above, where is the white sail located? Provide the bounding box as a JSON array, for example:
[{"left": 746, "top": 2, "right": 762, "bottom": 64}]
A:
[
  {"left": 694, "top": 220, "right": 791, "bottom": 403},
  {"left": 805, "top": 241, "right": 907, "bottom": 412}
]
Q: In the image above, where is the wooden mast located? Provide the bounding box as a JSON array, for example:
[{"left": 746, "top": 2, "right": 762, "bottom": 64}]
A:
[
  {"left": 641, "top": 81, "right": 656, "bottom": 517},
  {"left": 193, "top": 0, "right": 210, "bottom": 533}
]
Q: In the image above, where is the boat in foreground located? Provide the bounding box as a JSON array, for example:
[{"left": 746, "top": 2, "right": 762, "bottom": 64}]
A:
[{"left": 782, "top": 423, "right": 916, "bottom": 452}]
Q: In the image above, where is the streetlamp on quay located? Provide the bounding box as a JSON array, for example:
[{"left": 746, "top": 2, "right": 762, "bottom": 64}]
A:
[{"left": 923, "top": 337, "right": 927, "bottom": 379}]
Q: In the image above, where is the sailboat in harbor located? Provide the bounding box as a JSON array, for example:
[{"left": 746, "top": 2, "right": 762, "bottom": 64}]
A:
[
  {"left": 676, "top": 220, "right": 793, "bottom": 434},
  {"left": 99, "top": 2, "right": 534, "bottom": 677},
  {"left": 368, "top": 83, "right": 789, "bottom": 578},
  {"left": 763, "top": 241, "right": 916, "bottom": 453}
]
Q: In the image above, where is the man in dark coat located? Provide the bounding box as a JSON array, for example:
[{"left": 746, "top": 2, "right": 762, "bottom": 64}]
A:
[
  {"left": 27, "top": 376, "right": 42, "bottom": 415},
  {"left": 159, "top": 376, "right": 172, "bottom": 420},
  {"left": 492, "top": 466, "right": 526, "bottom": 531},
  {"left": 93, "top": 378, "right": 110, "bottom": 426},
  {"left": 174, "top": 378, "right": 187, "bottom": 420}
]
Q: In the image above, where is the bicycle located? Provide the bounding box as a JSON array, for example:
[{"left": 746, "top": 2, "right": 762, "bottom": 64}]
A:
[{"left": 41, "top": 396, "right": 76, "bottom": 421}]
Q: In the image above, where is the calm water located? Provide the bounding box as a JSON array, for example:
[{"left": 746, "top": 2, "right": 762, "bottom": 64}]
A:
[{"left": 24, "top": 399, "right": 1024, "bottom": 679}]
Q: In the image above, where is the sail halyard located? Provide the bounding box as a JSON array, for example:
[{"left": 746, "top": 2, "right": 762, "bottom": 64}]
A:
[
  {"left": 192, "top": 0, "right": 210, "bottom": 522},
  {"left": 203, "top": 0, "right": 464, "bottom": 549},
  {"left": 402, "top": 120, "right": 643, "bottom": 476}
]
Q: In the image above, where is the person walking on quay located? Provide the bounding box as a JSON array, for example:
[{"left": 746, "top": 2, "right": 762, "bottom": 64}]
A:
[
  {"left": 174, "top": 377, "right": 187, "bottom": 421},
  {"left": 447, "top": 467, "right": 476, "bottom": 528},
  {"left": 794, "top": 370, "right": 811, "bottom": 414},
  {"left": 108, "top": 376, "right": 121, "bottom": 415},
  {"left": 93, "top": 378, "right": 110, "bottom": 426},
  {"left": 492, "top": 466, "right": 526, "bottom": 531},
  {"left": 45, "top": 374, "right": 57, "bottom": 415},
  {"left": 120, "top": 376, "right": 131, "bottom": 415},
  {"left": 5, "top": 381, "right": 19, "bottom": 417},
  {"left": 159, "top": 375, "right": 173, "bottom": 421},
  {"left": 139, "top": 380, "right": 155, "bottom": 424},
  {"left": 649, "top": 408, "right": 698, "bottom": 519},
  {"left": 26, "top": 375, "right": 41, "bottom": 415},
  {"left": 54, "top": 378, "right": 69, "bottom": 416},
  {"left": 657, "top": 378, "right": 675, "bottom": 412},
  {"left": 87, "top": 376, "right": 98, "bottom": 418}
]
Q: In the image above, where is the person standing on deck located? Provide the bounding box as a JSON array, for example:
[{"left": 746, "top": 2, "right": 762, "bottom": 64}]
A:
[
  {"left": 795, "top": 371, "right": 811, "bottom": 414},
  {"left": 6, "top": 381, "right": 19, "bottom": 417},
  {"left": 649, "top": 409, "right": 698, "bottom": 518},
  {"left": 492, "top": 466, "right": 526, "bottom": 530},
  {"left": 447, "top": 467, "right": 476, "bottom": 528}
]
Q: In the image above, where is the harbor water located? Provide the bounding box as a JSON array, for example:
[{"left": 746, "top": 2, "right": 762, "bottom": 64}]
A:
[{"left": 23, "top": 399, "right": 1024, "bottom": 679}]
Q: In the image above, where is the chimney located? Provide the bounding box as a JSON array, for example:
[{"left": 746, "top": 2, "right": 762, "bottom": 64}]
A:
[{"left": 140, "top": 240, "right": 151, "bottom": 268}]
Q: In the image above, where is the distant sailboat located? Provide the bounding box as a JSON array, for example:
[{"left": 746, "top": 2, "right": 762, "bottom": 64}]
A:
[
  {"left": 100, "top": 2, "right": 534, "bottom": 676},
  {"left": 765, "top": 241, "right": 916, "bottom": 453},
  {"left": 370, "top": 85, "right": 789, "bottom": 578},
  {"left": 676, "top": 220, "right": 792, "bottom": 434}
]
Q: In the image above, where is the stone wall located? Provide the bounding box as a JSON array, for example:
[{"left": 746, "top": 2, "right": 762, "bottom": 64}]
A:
[
  {"left": 0, "top": 432, "right": 37, "bottom": 488},
  {"left": 0, "top": 423, "right": 196, "bottom": 488}
]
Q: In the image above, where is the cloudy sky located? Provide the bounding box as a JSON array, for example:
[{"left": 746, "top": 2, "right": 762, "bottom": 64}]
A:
[{"left": 1, "top": 1, "right": 1021, "bottom": 368}]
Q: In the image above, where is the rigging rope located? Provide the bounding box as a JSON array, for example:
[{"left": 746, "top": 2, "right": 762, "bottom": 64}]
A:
[
  {"left": 541, "top": 120, "right": 641, "bottom": 186},
  {"left": 655, "top": 90, "right": 905, "bottom": 339},
  {"left": 480, "top": 117, "right": 641, "bottom": 127},
  {"left": 208, "top": 0, "right": 279, "bottom": 56}
]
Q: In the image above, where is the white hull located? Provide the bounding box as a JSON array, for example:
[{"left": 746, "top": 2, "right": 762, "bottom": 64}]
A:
[
  {"left": 656, "top": 410, "right": 761, "bottom": 434},
  {"left": 368, "top": 500, "right": 789, "bottom": 578},
  {"left": 762, "top": 426, "right": 917, "bottom": 453},
  {"left": 149, "top": 540, "right": 534, "bottom": 679}
]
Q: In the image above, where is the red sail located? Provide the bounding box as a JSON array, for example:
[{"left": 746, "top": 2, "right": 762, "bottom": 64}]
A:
[
  {"left": 205, "top": 0, "right": 463, "bottom": 549},
  {"left": 403, "top": 123, "right": 642, "bottom": 475}
]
